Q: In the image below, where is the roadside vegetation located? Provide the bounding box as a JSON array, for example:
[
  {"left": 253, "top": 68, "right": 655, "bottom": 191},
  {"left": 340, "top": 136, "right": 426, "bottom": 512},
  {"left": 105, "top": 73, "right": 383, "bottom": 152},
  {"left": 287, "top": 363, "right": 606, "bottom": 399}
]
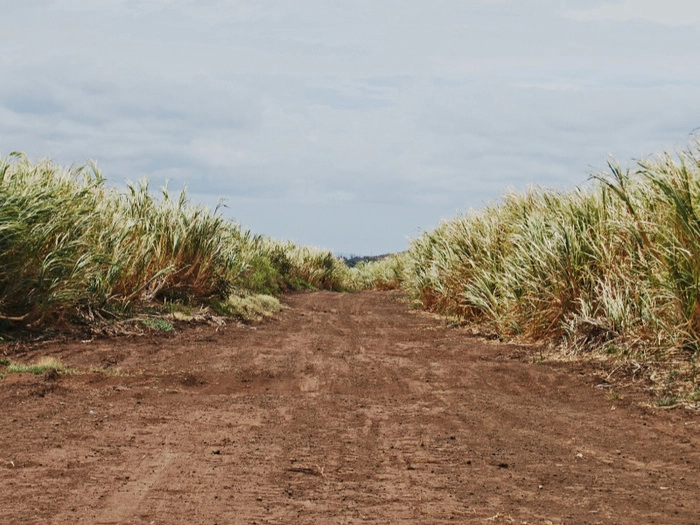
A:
[
  {"left": 347, "top": 253, "right": 405, "bottom": 291},
  {"left": 399, "top": 141, "right": 700, "bottom": 356},
  {"left": 6, "top": 141, "right": 700, "bottom": 400},
  {"left": 0, "top": 153, "right": 350, "bottom": 335}
]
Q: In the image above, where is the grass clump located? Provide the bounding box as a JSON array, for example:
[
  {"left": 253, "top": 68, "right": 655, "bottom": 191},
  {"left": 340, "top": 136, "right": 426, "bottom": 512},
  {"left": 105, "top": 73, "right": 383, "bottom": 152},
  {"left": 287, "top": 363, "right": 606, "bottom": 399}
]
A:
[
  {"left": 657, "top": 396, "right": 678, "bottom": 407},
  {"left": 6, "top": 357, "right": 73, "bottom": 375},
  {"left": 141, "top": 318, "right": 174, "bottom": 332},
  {"left": 687, "top": 389, "right": 700, "bottom": 402},
  {"left": 212, "top": 293, "right": 283, "bottom": 322}
]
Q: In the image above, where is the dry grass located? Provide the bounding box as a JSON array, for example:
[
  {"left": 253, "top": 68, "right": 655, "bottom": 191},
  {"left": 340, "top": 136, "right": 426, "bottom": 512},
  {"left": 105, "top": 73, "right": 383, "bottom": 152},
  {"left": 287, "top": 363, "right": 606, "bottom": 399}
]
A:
[{"left": 5, "top": 356, "right": 74, "bottom": 375}]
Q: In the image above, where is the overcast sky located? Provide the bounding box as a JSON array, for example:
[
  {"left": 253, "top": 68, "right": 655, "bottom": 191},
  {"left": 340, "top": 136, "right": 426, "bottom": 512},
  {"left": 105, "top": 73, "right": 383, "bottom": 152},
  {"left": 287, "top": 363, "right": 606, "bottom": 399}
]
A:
[{"left": 2, "top": 0, "right": 700, "bottom": 255}]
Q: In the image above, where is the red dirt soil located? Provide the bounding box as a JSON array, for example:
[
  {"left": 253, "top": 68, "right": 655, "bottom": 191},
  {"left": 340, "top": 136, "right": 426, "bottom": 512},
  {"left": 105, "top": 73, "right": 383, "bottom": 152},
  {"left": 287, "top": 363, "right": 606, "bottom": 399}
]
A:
[{"left": 1, "top": 291, "right": 699, "bottom": 524}]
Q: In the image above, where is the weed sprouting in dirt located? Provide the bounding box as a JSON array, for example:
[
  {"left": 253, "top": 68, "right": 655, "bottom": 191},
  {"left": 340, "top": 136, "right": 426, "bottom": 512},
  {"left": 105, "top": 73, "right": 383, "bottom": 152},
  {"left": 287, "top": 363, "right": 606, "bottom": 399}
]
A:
[
  {"left": 6, "top": 357, "right": 75, "bottom": 375},
  {"left": 657, "top": 396, "right": 678, "bottom": 407},
  {"left": 140, "top": 318, "right": 174, "bottom": 332},
  {"left": 608, "top": 389, "right": 622, "bottom": 401}
]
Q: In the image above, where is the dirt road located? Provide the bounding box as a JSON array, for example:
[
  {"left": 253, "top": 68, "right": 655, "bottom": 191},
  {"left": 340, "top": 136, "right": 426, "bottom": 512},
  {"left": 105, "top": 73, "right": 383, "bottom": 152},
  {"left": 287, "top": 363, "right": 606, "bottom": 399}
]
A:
[{"left": 1, "top": 291, "right": 699, "bottom": 524}]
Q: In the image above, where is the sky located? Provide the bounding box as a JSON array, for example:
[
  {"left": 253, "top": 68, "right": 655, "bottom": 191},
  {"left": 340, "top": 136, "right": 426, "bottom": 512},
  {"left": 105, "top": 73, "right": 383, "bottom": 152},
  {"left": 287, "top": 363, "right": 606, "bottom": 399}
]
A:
[{"left": 2, "top": 0, "right": 700, "bottom": 255}]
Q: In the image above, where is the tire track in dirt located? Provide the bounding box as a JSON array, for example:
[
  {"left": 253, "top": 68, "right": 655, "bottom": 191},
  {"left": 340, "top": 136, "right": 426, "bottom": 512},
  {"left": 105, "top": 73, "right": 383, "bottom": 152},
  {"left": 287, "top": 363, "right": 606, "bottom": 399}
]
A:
[
  {"left": 1, "top": 291, "right": 699, "bottom": 524},
  {"left": 90, "top": 449, "right": 176, "bottom": 525}
]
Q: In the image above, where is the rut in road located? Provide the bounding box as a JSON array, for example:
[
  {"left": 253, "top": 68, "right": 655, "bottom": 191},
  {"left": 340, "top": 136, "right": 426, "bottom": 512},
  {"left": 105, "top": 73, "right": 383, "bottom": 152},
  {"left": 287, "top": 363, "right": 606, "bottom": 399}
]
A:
[{"left": 1, "top": 290, "right": 699, "bottom": 524}]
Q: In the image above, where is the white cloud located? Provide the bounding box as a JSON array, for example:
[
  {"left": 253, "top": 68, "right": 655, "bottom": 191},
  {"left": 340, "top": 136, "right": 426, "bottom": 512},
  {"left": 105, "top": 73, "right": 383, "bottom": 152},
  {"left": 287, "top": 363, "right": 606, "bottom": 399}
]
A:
[
  {"left": 1, "top": 0, "right": 699, "bottom": 254},
  {"left": 189, "top": 140, "right": 263, "bottom": 169},
  {"left": 566, "top": 0, "right": 700, "bottom": 27}
]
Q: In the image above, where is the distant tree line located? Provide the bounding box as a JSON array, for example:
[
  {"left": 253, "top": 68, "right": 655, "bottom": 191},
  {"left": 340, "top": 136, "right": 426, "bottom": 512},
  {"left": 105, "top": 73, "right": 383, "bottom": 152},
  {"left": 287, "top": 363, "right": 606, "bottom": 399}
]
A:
[{"left": 341, "top": 254, "right": 393, "bottom": 268}]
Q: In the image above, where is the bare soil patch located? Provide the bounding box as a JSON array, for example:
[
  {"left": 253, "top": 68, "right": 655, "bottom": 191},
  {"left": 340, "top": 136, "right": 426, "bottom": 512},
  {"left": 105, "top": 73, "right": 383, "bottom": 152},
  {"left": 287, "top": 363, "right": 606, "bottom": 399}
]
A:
[{"left": 1, "top": 291, "right": 699, "bottom": 524}]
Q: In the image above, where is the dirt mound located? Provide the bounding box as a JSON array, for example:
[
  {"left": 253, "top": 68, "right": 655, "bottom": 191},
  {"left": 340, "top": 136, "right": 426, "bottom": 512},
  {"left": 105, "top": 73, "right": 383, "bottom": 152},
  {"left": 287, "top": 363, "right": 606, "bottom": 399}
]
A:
[{"left": 1, "top": 291, "right": 698, "bottom": 524}]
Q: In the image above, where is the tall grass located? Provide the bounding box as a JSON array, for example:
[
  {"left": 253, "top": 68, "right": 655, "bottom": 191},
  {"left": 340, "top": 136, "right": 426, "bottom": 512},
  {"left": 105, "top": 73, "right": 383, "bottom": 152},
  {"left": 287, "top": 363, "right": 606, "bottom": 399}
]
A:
[
  {"left": 348, "top": 254, "right": 405, "bottom": 291},
  {"left": 399, "top": 140, "right": 700, "bottom": 356},
  {"left": 241, "top": 237, "right": 351, "bottom": 294},
  {"left": 0, "top": 153, "right": 350, "bottom": 327}
]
